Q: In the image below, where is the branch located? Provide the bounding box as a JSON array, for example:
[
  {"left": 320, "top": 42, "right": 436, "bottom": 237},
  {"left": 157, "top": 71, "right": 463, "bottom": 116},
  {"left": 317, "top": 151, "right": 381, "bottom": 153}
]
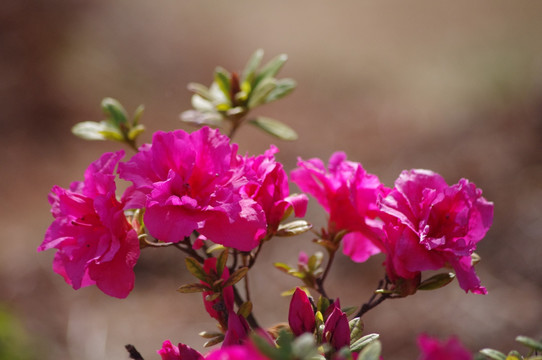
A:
[{"left": 125, "top": 345, "right": 144, "bottom": 360}]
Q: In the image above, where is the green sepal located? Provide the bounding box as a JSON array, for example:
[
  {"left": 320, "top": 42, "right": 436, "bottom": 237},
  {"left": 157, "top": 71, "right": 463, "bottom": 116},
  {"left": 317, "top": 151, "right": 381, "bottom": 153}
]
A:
[
  {"left": 418, "top": 272, "right": 455, "bottom": 291},
  {"left": 101, "top": 97, "right": 128, "bottom": 127},
  {"left": 249, "top": 116, "right": 298, "bottom": 141},
  {"left": 276, "top": 220, "right": 312, "bottom": 237},
  {"left": 479, "top": 348, "right": 507, "bottom": 360},
  {"left": 185, "top": 257, "right": 210, "bottom": 283}
]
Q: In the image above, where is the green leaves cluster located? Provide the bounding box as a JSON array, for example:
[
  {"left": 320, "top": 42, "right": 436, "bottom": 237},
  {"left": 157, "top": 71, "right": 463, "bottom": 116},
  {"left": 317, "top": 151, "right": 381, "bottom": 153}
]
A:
[
  {"left": 478, "top": 336, "right": 542, "bottom": 360},
  {"left": 181, "top": 49, "right": 298, "bottom": 140},
  {"left": 72, "top": 98, "right": 145, "bottom": 150},
  {"left": 274, "top": 251, "right": 324, "bottom": 293}
]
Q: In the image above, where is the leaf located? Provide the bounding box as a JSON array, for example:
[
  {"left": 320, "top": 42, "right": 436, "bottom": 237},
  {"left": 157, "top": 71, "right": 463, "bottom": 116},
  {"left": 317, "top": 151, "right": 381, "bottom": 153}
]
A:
[
  {"left": 177, "top": 283, "right": 210, "bottom": 293},
  {"left": 276, "top": 220, "right": 312, "bottom": 236},
  {"left": 199, "top": 331, "right": 223, "bottom": 339},
  {"left": 237, "top": 301, "right": 253, "bottom": 318},
  {"left": 180, "top": 110, "right": 223, "bottom": 127},
  {"left": 516, "top": 336, "right": 542, "bottom": 352},
  {"left": 101, "top": 97, "right": 128, "bottom": 127},
  {"left": 349, "top": 317, "right": 364, "bottom": 343},
  {"left": 308, "top": 252, "right": 323, "bottom": 271},
  {"left": 274, "top": 262, "right": 293, "bottom": 274},
  {"left": 265, "top": 78, "right": 297, "bottom": 103},
  {"left": 418, "top": 272, "right": 455, "bottom": 291},
  {"left": 479, "top": 349, "right": 507, "bottom": 360},
  {"left": 206, "top": 244, "right": 226, "bottom": 254},
  {"left": 132, "top": 104, "right": 145, "bottom": 125},
  {"left": 203, "top": 335, "right": 224, "bottom": 348},
  {"left": 187, "top": 82, "right": 213, "bottom": 100},
  {"left": 505, "top": 350, "right": 522, "bottom": 360},
  {"left": 223, "top": 267, "right": 248, "bottom": 288},
  {"left": 185, "top": 257, "right": 210, "bottom": 283},
  {"left": 216, "top": 248, "right": 229, "bottom": 277},
  {"left": 127, "top": 124, "right": 145, "bottom": 141},
  {"left": 214, "top": 67, "right": 231, "bottom": 102},
  {"left": 253, "top": 53, "right": 288, "bottom": 89},
  {"left": 249, "top": 117, "right": 298, "bottom": 141},
  {"left": 242, "top": 49, "right": 264, "bottom": 84},
  {"left": 72, "top": 121, "right": 108, "bottom": 141},
  {"left": 205, "top": 293, "right": 220, "bottom": 302},
  {"left": 358, "top": 339, "right": 381, "bottom": 360},
  {"left": 247, "top": 77, "right": 276, "bottom": 108},
  {"left": 350, "top": 334, "right": 380, "bottom": 353}
]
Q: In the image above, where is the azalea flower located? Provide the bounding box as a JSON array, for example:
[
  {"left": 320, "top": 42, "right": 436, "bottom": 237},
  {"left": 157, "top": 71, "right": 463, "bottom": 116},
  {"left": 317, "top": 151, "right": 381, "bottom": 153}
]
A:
[
  {"left": 380, "top": 169, "right": 494, "bottom": 294},
  {"left": 119, "top": 126, "right": 267, "bottom": 251},
  {"left": 417, "top": 334, "right": 472, "bottom": 360},
  {"left": 38, "top": 151, "right": 139, "bottom": 298},
  {"left": 291, "top": 152, "right": 390, "bottom": 262}
]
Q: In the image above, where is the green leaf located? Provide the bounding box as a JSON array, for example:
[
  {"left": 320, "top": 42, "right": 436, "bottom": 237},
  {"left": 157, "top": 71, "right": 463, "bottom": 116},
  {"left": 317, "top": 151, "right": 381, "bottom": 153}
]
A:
[
  {"left": 72, "top": 121, "right": 108, "bottom": 141},
  {"left": 237, "top": 301, "right": 253, "bottom": 318},
  {"left": 242, "top": 49, "right": 264, "bottom": 84},
  {"left": 249, "top": 117, "right": 298, "bottom": 141},
  {"left": 203, "top": 335, "right": 224, "bottom": 348},
  {"left": 308, "top": 252, "right": 323, "bottom": 271},
  {"left": 292, "top": 333, "right": 321, "bottom": 359},
  {"left": 187, "top": 82, "right": 213, "bottom": 101},
  {"left": 223, "top": 267, "right": 248, "bottom": 288},
  {"left": 177, "top": 283, "right": 210, "bottom": 293},
  {"left": 132, "top": 104, "right": 145, "bottom": 125},
  {"left": 265, "top": 78, "right": 297, "bottom": 103},
  {"left": 418, "top": 272, "right": 455, "bottom": 291},
  {"left": 358, "top": 340, "right": 381, "bottom": 360},
  {"left": 214, "top": 67, "right": 231, "bottom": 102},
  {"left": 350, "top": 334, "right": 380, "bottom": 353},
  {"left": 349, "top": 317, "right": 364, "bottom": 343},
  {"left": 516, "top": 336, "right": 542, "bottom": 352},
  {"left": 276, "top": 220, "right": 312, "bottom": 237},
  {"left": 101, "top": 97, "right": 128, "bottom": 127},
  {"left": 248, "top": 77, "right": 276, "bottom": 108},
  {"left": 199, "top": 331, "right": 223, "bottom": 339},
  {"left": 274, "top": 262, "right": 293, "bottom": 273},
  {"left": 251, "top": 332, "right": 282, "bottom": 360},
  {"left": 506, "top": 350, "right": 522, "bottom": 360},
  {"left": 479, "top": 349, "right": 507, "bottom": 360},
  {"left": 253, "top": 53, "right": 288, "bottom": 89},
  {"left": 185, "top": 257, "right": 210, "bottom": 283},
  {"left": 216, "top": 248, "right": 229, "bottom": 277},
  {"left": 127, "top": 124, "right": 145, "bottom": 141}
]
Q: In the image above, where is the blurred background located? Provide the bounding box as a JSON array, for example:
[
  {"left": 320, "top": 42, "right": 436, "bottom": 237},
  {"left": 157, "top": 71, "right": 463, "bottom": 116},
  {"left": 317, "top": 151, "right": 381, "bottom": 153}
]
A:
[{"left": 1, "top": 1, "right": 541, "bottom": 359}]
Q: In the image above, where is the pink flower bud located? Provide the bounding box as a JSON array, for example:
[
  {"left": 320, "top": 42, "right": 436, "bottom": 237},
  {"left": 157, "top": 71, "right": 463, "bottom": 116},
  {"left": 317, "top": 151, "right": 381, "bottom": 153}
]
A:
[
  {"left": 324, "top": 305, "right": 350, "bottom": 351},
  {"left": 288, "top": 288, "right": 316, "bottom": 336}
]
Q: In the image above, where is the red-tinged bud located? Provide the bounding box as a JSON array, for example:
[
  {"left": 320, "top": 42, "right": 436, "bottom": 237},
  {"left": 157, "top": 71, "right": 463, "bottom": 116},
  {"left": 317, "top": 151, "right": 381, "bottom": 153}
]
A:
[
  {"left": 288, "top": 288, "right": 316, "bottom": 336},
  {"left": 223, "top": 312, "right": 250, "bottom": 347},
  {"left": 324, "top": 306, "right": 350, "bottom": 351},
  {"left": 157, "top": 340, "right": 203, "bottom": 360}
]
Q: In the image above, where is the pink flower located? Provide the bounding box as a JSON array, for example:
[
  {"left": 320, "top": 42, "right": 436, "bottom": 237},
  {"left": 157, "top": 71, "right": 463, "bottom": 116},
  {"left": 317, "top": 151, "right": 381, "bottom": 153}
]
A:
[
  {"left": 201, "top": 258, "right": 234, "bottom": 329},
  {"left": 380, "top": 169, "right": 494, "bottom": 294},
  {"left": 223, "top": 312, "right": 250, "bottom": 347},
  {"left": 38, "top": 151, "right": 139, "bottom": 298},
  {"left": 119, "top": 127, "right": 267, "bottom": 251},
  {"left": 323, "top": 303, "right": 350, "bottom": 351},
  {"left": 241, "top": 146, "right": 308, "bottom": 234},
  {"left": 158, "top": 340, "right": 203, "bottom": 360},
  {"left": 288, "top": 288, "right": 316, "bottom": 336},
  {"left": 206, "top": 344, "right": 269, "bottom": 360},
  {"left": 417, "top": 334, "right": 472, "bottom": 360},
  {"left": 291, "top": 152, "right": 390, "bottom": 262}
]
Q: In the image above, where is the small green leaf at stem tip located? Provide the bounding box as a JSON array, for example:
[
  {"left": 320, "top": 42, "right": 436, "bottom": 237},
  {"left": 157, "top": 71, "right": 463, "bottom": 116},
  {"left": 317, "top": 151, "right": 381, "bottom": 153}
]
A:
[
  {"left": 185, "top": 257, "right": 210, "bottom": 283},
  {"left": 479, "top": 349, "right": 507, "bottom": 360},
  {"left": 199, "top": 331, "right": 224, "bottom": 339},
  {"left": 242, "top": 49, "right": 264, "bottom": 84},
  {"left": 72, "top": 121, "right": 108, "bottom": 141},
  {"left": 253, "top": 53, "right": 288, "bottom": 89},
  {"left": 127, "top": 124, "right": 145, "bottom": 141},
  {"left": 101, "top": 97, "right": 128, "bottom": 127},
  {"left": 214, "top": 67, "right": 231, "bottom": 102},
  {"left": 273, "top": 262, "right": 293, "bottom": 273},
  {"left": 265, "top": 78, "right": 296, "bottom": 104},
  {"left": 187, "top": 82, "right": 213, "bottom": 101},
  {"left": 357, "top": 339, "right": 381, "bottom": 360},
  {"left": 276, "top": 220, "right": 312, "bottom": 236},
  {"left": 223, "top": 267, "right": 248, "bottom": 288},
  {"left": 237, "top": 301, "right": 253, "bottom": 318},
  {"left": 247, "top": 77, "right": 276, "bottom": 108},
  {"left": 249, "top": 117, "right": 298, "bottom": 141},
  {"left": 177, "top": 283, "right": 210, "bottom": 293},
  {"left": 308, "top": 252, "right": 324, "bottom": 271},
  {"left": 417, "top": 272, "right": 455, "bottom": 291},
  {"left": 350, "top": 334, "right": 380, "bottom": 353},
  {"left": 205, "top": 293, "right": 220, "bottom": 302},
  {"left": 516, "top": 336, "right": 542, "bottom": 352},
  {"left": 132, "top": 104, "right": 145, "bottom": 125},
  {"left": 216, "top": 248, "right": 229, "bottom": 277}
]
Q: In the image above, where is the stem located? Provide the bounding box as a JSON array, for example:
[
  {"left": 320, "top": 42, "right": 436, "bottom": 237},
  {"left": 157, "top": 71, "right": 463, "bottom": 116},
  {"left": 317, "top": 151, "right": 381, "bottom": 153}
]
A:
[
  {"left": 233, "top": 285, "right": 260, "bottom": 328},
  {"left": 355, "top": 278, "right": 395, "bottom": 318},
  {"left": 315, "top": 249, "right": 336, "bottom": 299},
  {"left": 125, "top": 345, "right": 144, "bottom": 360},
  {"left": 173, "top": 242, "right": 205, "bottom": 263}
]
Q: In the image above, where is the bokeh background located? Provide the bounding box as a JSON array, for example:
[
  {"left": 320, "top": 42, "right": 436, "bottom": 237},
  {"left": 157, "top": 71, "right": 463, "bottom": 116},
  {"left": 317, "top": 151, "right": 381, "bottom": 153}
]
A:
[{"left": 1, "top": 1, "right": 542, "bottom": 359}]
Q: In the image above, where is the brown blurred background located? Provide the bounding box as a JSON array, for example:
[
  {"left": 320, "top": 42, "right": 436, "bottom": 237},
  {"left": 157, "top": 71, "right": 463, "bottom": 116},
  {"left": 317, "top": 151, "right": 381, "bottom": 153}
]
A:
[{"left": 1, "top": 1, "right": 541, "bottom": 359}]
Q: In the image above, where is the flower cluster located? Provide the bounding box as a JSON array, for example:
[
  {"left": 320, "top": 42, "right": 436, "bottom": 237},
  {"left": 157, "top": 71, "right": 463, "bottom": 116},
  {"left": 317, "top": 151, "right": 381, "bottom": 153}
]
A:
[{"left": 39, "top": 51, "right": 505, "bottom": 360}]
